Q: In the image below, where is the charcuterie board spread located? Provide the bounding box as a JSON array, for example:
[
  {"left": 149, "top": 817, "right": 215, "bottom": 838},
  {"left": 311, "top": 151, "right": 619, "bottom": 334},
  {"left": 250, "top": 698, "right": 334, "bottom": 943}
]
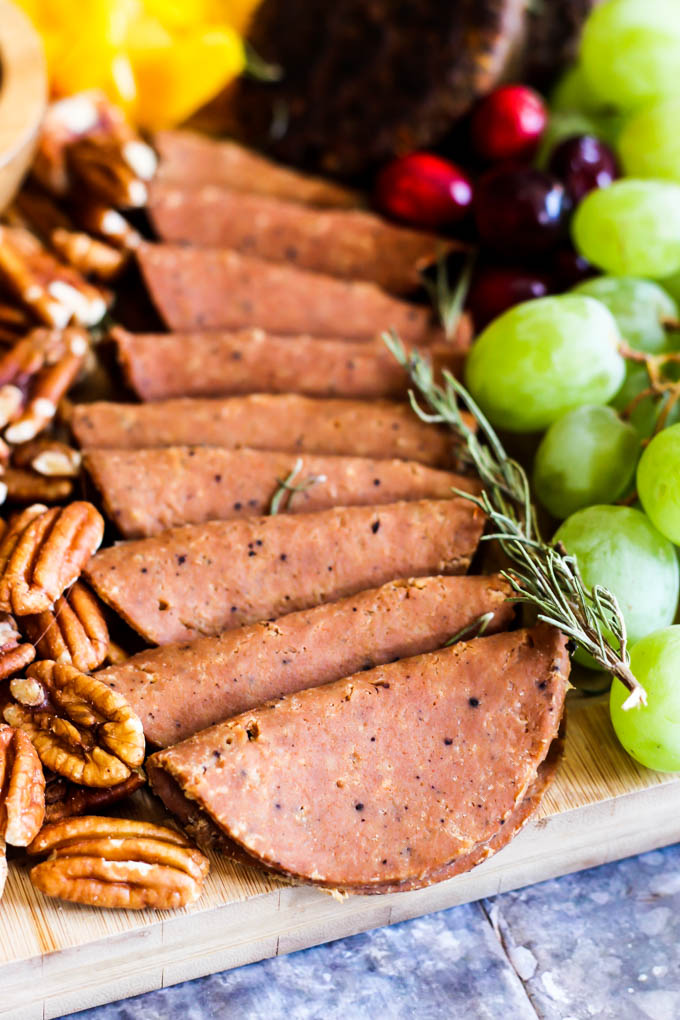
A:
[{"left": 3, "top": 0, "right": 680, "bottom": 1011}]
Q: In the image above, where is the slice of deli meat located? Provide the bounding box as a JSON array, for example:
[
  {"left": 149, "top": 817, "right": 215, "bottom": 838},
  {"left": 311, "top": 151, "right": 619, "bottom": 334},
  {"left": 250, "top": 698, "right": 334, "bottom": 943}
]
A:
[
  {"left": 147, "top": 184, "right": 454, "bottom": 294},
  {"left": 84, "top": 498, "right": 486, "bottom": 644},
  {"left": 147, "top": 624, "right": 570, "bottom": 890},
  {"left": 137, "top": 243, "right": 446, "bottom": 343},
  {"left": 114, "top": 328, "right": 465, "bottom": 402},
  {"left": 97, "top": 574, "right": 514, "bottom": 746},
  {"left": 150, "top": 728, "right": 564, "bottom": 894},
  {"left": 84, "top": 446, "right": 479, "bottom": 537},
  {"left": 153, "top": 130, "right": 358, "bottom": 209},
  {"left": 69, "top": 396, "right": 457, "bottom": 467}
]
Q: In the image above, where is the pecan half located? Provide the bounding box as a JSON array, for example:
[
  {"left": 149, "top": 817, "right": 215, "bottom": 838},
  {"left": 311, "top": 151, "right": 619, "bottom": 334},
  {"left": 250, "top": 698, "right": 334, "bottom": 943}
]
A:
[
  {"left": 72, "top": 201, "right": 142, "bottom": 252},
  {"left": 11, "top": 438, "right": 82, "bottom": 478},
  {"left": 32, "top": 92, "right": 135, "bottom": 196},
  {"left": 1, "top": 469, "right": 73, "bottom": 505},
  {"left": 23, "top": 581, "right": 109, "bottom": 672},
  {"left": 0, "top": 723, "right": 45, "bottom": 846},
  {"left": 0, "top": 327, "right": 88, "bottom": 443},
  {"left": 44, "top": 771, "right": 144, "bottom": 823},
  {"left": 0, "top": 501, "right": 104, "bottom": 615},
  {"left": 4, "top": 661, "right": 145, "bottom": 787},
  {"left": 66, "top": 138, "right": 149, "bottom": 209},
  {"left": 50, "top": 228, "right": 126, "bottom": 281},
  {"left": 0, "top": 612, "right": 35, "bottom": 679},
  {"left": 0, "top": 227, "right": 108, "bottom": 329},
  {"left": 28, "top": 815, "right": 208, "bottom": 910}
]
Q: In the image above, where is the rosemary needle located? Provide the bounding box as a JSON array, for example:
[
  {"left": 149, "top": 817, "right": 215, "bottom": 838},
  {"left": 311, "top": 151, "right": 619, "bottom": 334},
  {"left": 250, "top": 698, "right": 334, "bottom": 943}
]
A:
[
  {"left": 269, "top": 458, "right": 327, "bottom": 515},
  {"left": 384, "top": 330, "right": 647, "bottom": 710}
]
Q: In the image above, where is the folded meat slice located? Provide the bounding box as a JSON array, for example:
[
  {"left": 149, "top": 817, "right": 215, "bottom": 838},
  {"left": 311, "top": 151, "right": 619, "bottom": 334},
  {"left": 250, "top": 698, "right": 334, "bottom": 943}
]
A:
[
  {"left": 84, "top": 446, "right": 479, "bottom": 537},
  {"left": 113, "top": 328, "right": 466, "bottom": 402},
  {"left": 69, "top": 395, "right": 458, "bottom": 467},
  {"left": 84, "top": 498, "right": 485, "bottom": 644},
  {"left": 152, "top": 130, "right": 358, "bottom": 209},
  {"left": 136, "top": 243, "right": 447, "bottom": 343},
  {"left": 147, "top": 624, "right": 569, "bottom": 891},
  {"left": 97, "top": 573, "right": 514, "bottom": 746},
  {"left": 149, "top": 728, "right": 564, "bottom": 894},
  {"left": 147, "top": 184, "right": 455, "bottom": 294}
]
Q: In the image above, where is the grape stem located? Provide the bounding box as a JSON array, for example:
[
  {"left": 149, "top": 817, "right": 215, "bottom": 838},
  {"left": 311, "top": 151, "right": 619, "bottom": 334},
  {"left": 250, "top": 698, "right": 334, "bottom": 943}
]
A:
[
  {"left": 620, "top": 342, "right": 680, "bottom": 440},
  {"left": 384, "top": 330, "right": 648, "bottom": 710}
]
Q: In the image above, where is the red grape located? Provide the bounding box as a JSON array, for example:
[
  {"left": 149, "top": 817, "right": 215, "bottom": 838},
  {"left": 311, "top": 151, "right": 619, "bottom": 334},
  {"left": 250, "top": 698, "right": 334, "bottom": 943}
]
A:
[
  {"left": 471, "top": 85, "right": 547, "bottom": 162},
  {"left": 474, "top": 165, "right": 572, "bottom": 255},
  {"left": 467, "top": 265, "right": 550, "bottom": 329},
  {"left": 374, "top": 152, "right": 472, "bottom": 229},
  {"left": 548, "top": 134, "right": 619, "bottom": 203}
]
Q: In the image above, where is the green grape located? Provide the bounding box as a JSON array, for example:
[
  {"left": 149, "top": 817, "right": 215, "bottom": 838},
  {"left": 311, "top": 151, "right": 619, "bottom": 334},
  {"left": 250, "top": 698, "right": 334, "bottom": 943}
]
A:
[
  {"left": 610, "top": 626, "right": 680, "bottom": 772},
  {"left": 464, "top": 296, "right": 625, "bottom": 433},
  {"left": 619, "top": 98, "right": 680, "bottom": 182},
  {"left": 572, "top": 277, "right": 678, "bottom": 354},
  {"left": 637, "top": 423, "right": 680, "bottom": 543},
  {"left": 659, "top": 267, "right": 680, "bottom": 305},
  {"left": 533, "top": 406, "right": 639, "bottom": 519},
  {"left": 580, "top": 0, "right": 680, "bottom": 111},
  {"left": 548, "top": 66, "right": 626, "bottom": 148},
  {"left": 550, "top": 65, "right": 595, "bottom": 113},
  {"left": 572, "top": 180, "right": 680, "bottom": 279},
  {"left": 554, "top": 506, "right": 679, "bottom": 657}
]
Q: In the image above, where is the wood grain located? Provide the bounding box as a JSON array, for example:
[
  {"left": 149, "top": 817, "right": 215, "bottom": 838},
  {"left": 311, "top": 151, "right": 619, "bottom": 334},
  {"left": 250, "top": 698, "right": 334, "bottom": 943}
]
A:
[
  {"left": 0, "top": 0, "right": 47, "bottom": 212},
  {"left": 1, "top": 692, "right": 679, "bottom": 1019}
]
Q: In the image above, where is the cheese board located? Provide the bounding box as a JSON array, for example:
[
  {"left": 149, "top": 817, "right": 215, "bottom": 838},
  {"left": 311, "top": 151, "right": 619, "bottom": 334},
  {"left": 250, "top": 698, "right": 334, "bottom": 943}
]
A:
[{"left": 2, "top": 693, "right": 679, "bottom": 1020}]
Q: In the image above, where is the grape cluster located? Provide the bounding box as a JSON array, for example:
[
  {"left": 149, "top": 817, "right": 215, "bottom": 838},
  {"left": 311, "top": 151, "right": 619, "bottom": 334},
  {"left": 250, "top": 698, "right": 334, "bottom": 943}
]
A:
[{"left": 373, "top": 0, "right": 680, "bottom": 772}]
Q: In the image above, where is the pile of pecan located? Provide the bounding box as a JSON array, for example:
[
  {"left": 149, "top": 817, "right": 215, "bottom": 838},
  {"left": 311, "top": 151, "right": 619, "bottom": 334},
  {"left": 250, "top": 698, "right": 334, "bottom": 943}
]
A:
[
  {"left": 0, "top": 96, "right": 211, "bottom": 914},
  {"left": 0, "top": 500, "right": 211, "bottom": 910},
  {"left": 0, "top": 91, "right": 158, "bottom": 504}
]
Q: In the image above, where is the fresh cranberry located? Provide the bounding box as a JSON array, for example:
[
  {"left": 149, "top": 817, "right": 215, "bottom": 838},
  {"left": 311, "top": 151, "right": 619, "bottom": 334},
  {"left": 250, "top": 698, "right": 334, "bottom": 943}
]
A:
[
  {"left": 548, "top": 135, "right": 619, "bottom": 203},
  {"left": 552, "top": 248, "right": 596, "bottom": 290},
  {"left": 374, "top": 152, "right": 473, "bottom": 229},
  {"left": 467, "top": 265, "right": 551, "bottom": 330},
  {"left": 474, "top": 165, "right": 571, "bottom": 256},
  {"left": 471, "top": 85, "right": 547, "bottom": 162}
]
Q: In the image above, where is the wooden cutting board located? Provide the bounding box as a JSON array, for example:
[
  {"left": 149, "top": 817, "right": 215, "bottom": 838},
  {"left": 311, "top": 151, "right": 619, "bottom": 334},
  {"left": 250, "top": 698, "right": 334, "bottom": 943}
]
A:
[{"left": 1, "top": 692, "right": 679, "bottom": 1020}]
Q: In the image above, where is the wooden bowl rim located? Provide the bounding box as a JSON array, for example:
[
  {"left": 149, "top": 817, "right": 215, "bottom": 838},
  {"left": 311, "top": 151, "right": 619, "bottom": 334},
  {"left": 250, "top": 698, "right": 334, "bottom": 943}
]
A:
[{"left": 0, "top": 0, "right": 47, "bottom": 171}]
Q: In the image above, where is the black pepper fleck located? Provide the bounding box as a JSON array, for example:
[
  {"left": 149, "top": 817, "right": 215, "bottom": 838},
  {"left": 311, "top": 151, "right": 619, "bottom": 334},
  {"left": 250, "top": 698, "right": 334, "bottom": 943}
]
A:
[
  {"left": 371, "top": 520, "right": 380, "bottom": 534},
  {"left": 469, "top": 697, "right": 480, "bottom": 707},
  {"left": 444, "top": 737, "right": 453, "bottom": 746}
]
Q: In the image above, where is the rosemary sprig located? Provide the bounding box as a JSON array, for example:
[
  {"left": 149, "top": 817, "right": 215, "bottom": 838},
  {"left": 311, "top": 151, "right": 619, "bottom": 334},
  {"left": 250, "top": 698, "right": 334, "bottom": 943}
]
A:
[
  {"left": 384, "top": 330, "right": 647, "bottom": 710},
  {"left": 269, "top": 458, "right": 326, "bottom": 515},
  {"left": 422, "top": 250, "right": 476, "bottom": 340}
]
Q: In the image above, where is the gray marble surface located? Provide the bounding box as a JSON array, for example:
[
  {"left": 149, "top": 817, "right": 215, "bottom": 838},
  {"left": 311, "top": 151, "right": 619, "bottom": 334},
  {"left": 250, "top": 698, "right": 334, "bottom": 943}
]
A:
[{"left": 62, "top": 843, "right": 680, "bottom": 1020}]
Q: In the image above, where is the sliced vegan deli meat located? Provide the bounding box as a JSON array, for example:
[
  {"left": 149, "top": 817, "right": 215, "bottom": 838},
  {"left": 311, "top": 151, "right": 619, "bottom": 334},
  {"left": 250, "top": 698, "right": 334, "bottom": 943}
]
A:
[
  {"left": 146, "top": 624, "right": 569, "bottom": 891},
  {"left": 152, "top": 130, "right": 359, "bottom": 209},
  {"left": 83, "top": 446, "right": 479, "bottom": 538},
  {"left": 136, "top": 243, "right": 448, "bottom": 343},
  {"left": 113, "top": 328, "right": 466, "bottom": 402},
  {"left": 84, "top": 498, "right": 486, "bottom": 644},
  {"left": 152, "top": 728, "right": 564, "bottom": 894},
  {"left": 147, "top": 184, "right": 454, "bottom": 294},
  {"left": 69, "top": 395, "right": 459, "bottom": 466},
  {"left": 97, "top": 574, "right": 514, "bottom": 746}
]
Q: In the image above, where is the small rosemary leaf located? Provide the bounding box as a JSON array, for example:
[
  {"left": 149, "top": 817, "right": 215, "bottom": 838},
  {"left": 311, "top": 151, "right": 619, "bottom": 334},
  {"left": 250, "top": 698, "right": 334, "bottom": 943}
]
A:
[
  {"left": 269, "top": 459, "right": 326, "bottom": 515},
  {"left": 444, "top": 611, "right": 495, "bottom": 647}
]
